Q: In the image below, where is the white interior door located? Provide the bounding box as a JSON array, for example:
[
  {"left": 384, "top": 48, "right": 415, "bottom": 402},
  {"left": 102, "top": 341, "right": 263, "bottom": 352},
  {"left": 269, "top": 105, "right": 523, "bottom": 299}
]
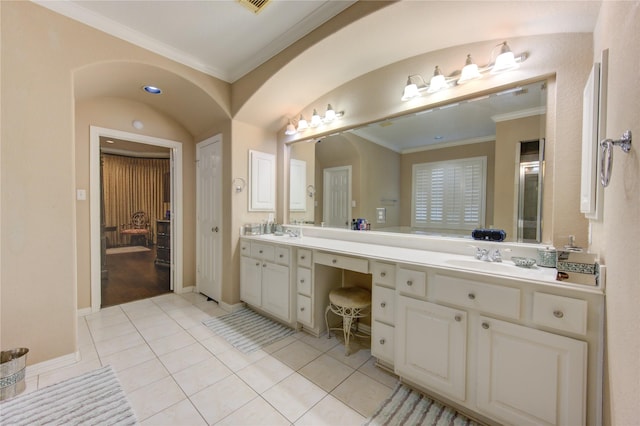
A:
[
  {"left": 196, "top": 135, "right": 222, "bottom": 302},
  {"left": 323, "top": 165, "right": 351, "bottom": 228}
]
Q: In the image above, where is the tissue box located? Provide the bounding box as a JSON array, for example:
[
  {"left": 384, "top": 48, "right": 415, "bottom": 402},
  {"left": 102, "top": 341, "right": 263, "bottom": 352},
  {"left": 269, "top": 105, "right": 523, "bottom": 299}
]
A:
[{"left": 555, "top": 251, "right": 599, "bottom": 286}]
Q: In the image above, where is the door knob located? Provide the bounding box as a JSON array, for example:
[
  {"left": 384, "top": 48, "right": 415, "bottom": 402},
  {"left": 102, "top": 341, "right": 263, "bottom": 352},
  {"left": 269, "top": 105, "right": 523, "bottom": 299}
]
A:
[{"left": 212, "top": 226, "right": 219, "bottom": 232}]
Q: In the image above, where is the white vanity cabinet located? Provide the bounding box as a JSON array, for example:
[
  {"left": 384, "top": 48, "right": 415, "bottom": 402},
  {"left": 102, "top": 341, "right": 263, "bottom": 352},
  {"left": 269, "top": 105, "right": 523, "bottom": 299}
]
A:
[
  {"left": 295, "top": 249, "right": 313, "bottom": 327},
  {"left": 240, "top": 240, "right": 293, "bottom": 324},
  {"left": 394, "top": 266, "right": 597, "bottom": 426}
]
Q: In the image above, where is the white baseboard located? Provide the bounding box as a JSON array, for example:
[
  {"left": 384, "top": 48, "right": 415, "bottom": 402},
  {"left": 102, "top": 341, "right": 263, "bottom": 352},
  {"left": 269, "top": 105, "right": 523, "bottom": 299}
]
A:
[
  {"left": 180, "top": 286, "right": 196, "bottom": 294},
  {"left": 77, "top": 307, "right": 92, "bottom": 317},
  {"left": 26, "top": 351, "right": 81, "bottom": 379},
  {"left": 219, "top": 301, "right": 244, "bottom": 313}
]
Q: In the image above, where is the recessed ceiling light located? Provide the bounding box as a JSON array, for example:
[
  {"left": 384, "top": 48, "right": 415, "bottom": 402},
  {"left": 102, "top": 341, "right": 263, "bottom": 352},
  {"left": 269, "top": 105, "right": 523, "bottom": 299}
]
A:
[
  {"left": 434, "top": 136, "right": 444, "bottom": 140},
  {"left": 105, "top": 139, "right": 115, "bottom": 144},
  {"left": 142, "top": 85, "right": 162, "bottom": 95}
]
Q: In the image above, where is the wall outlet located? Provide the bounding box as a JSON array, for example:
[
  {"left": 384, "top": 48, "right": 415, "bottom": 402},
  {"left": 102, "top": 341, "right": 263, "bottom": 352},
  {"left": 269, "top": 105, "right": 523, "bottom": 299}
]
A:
[{"left": 376, "top": 207, "right": 386, "bottom": 223}]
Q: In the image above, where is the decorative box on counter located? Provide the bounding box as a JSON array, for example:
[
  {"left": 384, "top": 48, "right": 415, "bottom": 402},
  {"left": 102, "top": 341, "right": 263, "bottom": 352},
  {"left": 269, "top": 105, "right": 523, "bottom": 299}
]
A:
[
  {"left": 242, "top": 223, "right": 262, "bottom": 235},
  {"left": 555, "top": 251, "right": 599, "bottom": 286}
]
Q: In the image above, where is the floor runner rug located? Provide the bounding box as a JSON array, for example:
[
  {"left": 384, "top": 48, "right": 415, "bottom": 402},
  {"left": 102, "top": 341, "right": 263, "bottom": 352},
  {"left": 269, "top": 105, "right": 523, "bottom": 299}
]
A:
[
  {"left": 106, "top": 246, "right": 150, "bottom": 255},
  {"left": 364, "top": 383, "right": 480, "bottom": 426},
  {"left": 0, "top": 365, "right": 137, "bottom": 426},
  {"left": 203, "top": 308, "right": 295, "bottom": 354}
]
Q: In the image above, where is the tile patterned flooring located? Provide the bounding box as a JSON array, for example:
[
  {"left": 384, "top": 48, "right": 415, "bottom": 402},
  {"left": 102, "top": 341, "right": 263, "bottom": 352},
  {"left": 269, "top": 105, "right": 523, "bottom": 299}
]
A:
[{"left": 24, "top": 293, "right": 398, "bottom": 425}]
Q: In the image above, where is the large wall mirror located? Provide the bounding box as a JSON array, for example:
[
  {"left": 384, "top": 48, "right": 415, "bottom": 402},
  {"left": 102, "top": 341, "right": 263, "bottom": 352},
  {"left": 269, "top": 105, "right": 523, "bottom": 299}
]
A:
[{"left": 289, "top": 79, "right": 548, "bottom": 243}]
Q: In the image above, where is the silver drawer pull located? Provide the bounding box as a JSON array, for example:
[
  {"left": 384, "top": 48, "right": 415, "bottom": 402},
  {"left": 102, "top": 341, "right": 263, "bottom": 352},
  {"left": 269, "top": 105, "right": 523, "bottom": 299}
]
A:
[
  {"left": 332, "top": 259, "right": 337, "bottom": 264},
  {"left": 454, "top": 314, "right": 462, "bottom": 322},
  {"left": 380, "top": 272, "right": 386, "bottom": 277},
  {"left": 300, "top": 307, "right": 305, "bottom": 311},
  {"left": 262, "top": 263, "right": 267, "bottom": 267},
  {"left": 279, "top": 254, "right": 284, "bottom": 258},
  {"left": 553, "top": 310, "right": 564, "bottom": 318},
  {"left": 406, "top": 280, "right": 413, "bottom": 286},
  {"left": 482, "top": 322, "right": 490, "bottom": 329},
  {"left": 255, "top": 262, "right": 260, "bottom": 266},
  {"left": 468, "top": 293, "right": 476, "bottom": 300},
  {"left": 300, "top": 279, "right": 305, "bottom": 284},
  {"left": 380, "top": 302, "right": 386, "bottom": 308},
  {"left": 259, "top": 250, "right": 263, "bottom": 254},
  {"left": 300, "top": 255, "right": 306, "bottom": 260},
  {"left": 242, "top": 247, "right": 246, "bottom": 250},
  {"left": 379, "top": 338, "right": 386, "bottom": 345}
]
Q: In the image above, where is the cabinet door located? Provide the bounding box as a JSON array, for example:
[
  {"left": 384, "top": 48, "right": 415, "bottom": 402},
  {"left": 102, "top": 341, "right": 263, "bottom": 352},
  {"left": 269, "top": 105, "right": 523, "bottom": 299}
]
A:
[
  {"left": 476, "top": 316, "right": 587, "bottom": 426},
  {"left": 395, "top": 295, "right": 467, "bottom": 401},
  {"left": 240, "top": 256, "right": 262, "bottom": 307},
  {"left": 261, "top": 262, "right": 290, "bottom": 322}
]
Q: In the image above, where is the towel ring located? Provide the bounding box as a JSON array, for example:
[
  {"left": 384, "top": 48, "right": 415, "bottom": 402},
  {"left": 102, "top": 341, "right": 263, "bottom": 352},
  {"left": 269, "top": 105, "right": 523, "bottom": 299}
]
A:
[{"left": 600, "top": 130, "right": 632, "bottom": 187}]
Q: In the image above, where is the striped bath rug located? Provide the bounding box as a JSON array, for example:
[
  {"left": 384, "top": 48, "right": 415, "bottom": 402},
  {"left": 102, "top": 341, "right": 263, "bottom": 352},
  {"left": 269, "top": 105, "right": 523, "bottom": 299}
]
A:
[
  {"left": 364, "top": 383, "right": 480, "bottom": 426},
  {"left": 0, "top": 365, "right": 136, "bottom": 426},
  {"left": 203, "top": 308, "right": 295, "bottom": 354}
]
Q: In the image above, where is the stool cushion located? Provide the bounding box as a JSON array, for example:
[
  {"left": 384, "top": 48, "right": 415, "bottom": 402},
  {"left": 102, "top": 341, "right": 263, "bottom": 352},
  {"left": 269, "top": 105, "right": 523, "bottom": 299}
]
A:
[{"left": 329, "top": 287, "right": 371, "bottom": 309}]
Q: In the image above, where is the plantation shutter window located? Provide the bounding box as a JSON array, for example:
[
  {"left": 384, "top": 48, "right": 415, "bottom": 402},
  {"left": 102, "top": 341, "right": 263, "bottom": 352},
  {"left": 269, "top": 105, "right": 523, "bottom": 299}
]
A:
[{"left": 411, "top": 157, "right": 486, "bottom": 230}]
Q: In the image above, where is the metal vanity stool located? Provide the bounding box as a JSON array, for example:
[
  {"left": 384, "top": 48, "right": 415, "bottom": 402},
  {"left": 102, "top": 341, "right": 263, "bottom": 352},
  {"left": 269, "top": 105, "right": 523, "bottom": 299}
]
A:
[{"left": 324, "top": 287, "right": 371, "bottom": 355}]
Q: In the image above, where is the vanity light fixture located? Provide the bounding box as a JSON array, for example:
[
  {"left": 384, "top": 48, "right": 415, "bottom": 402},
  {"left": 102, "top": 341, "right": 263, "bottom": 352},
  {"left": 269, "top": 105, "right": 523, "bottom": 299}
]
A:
[
  {"left": 284, "top": 104, "right": 344, "bottom": 136},
  {"left": 400, "top": 41, "right": 527, "bottom": 101}
]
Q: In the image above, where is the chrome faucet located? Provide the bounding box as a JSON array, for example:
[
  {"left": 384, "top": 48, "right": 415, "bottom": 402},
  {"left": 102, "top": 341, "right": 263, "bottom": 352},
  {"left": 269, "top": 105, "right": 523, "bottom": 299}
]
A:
[{"left": 285, "top": 229, "right": 300, "bottom": 238}]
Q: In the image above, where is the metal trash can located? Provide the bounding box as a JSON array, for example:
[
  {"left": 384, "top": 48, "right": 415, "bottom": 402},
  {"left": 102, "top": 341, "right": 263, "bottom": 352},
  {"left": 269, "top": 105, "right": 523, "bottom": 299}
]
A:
[{"left": 0, "top": 348, "right": 29, "bottom": 400}]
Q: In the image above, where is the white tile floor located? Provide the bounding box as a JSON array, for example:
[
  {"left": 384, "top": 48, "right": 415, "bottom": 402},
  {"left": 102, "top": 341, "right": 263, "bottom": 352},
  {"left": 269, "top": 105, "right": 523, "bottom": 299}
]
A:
[{"left": 24, "top": 293, "right": 399, "bottom": 425}]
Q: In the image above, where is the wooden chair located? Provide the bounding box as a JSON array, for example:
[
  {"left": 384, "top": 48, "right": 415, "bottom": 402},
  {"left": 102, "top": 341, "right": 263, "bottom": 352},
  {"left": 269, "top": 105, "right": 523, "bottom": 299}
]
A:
[{"left": 120, "top": 211, "right": 151, "bottom": 246}]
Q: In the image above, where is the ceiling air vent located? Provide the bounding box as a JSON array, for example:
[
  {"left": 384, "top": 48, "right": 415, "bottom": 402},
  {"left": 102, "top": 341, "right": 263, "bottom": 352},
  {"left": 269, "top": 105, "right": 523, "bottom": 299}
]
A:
[{"left": 237, "top": 0, "right": 271, "bottom": 14}]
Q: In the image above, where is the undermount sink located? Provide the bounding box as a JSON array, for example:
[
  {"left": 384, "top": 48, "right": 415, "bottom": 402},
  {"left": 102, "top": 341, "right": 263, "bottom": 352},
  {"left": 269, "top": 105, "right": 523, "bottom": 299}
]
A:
[{"left": 444, "top": 258, "right": 524, "bottom": 273}]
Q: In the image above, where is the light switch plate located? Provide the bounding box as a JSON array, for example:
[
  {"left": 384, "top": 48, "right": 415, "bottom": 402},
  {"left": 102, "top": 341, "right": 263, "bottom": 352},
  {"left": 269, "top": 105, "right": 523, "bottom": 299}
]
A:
[{"left": 76, "top": 189, "right": 87, "bottom": 201}]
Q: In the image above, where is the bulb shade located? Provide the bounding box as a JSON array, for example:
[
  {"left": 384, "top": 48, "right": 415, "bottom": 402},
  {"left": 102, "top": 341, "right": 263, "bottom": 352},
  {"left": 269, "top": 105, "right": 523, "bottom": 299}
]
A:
[
  {"left": 492, "top": 43, "right": 519, "bottom": 73},
  {"left": 285, "top": 123, "right": 297, "bottom": 135},
  {"left": 427, "top": 74, "right": 446, "bottom": 93},
  {"left": 458, "top": 54, "right": 481, "bottom": 84},
  {"left": 310, "top": 109, "right": 322, "bottom": 127},
  {"left": 324, "top": 104, "right": 336, "bottom": 122},
  {"left": 401, "top": 83, "right": 420, "bottom": 101},
  {"left": 296, "top": 115, "right": 308, "bottom": 132}
]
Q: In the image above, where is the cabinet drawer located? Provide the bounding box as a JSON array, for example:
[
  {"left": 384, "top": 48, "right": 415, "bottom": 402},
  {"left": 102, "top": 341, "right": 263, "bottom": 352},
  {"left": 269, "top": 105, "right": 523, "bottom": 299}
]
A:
[
  {"left": 532, "top": 292, "right": 588, "bottom": 335},
  {"left": 396, "top": 268, "right": 427, "bottom": 298},
  {"left": 275, "top": 246, "right": 290, "bottom": 266},
  {"left": 371, "top": 262, "right": 395, "bottom": 287},
  {"left": 297, "top": 249, "right": 312, "bottom": 268},
  {"left": 251, "top": 243, "right": 275, "bottom": 262},
  {"left": 297, "top": 294, "right": 312, "bottom": 325},
  {"left": 372, "top": 321, "right": 395, "bottom": 364},
  {"left": 297, "top": 267, "right": 312, "bottom": 296},
  {"left": 315, "top": 252, "right": 369, "bottom": 273},
  {"left": 373, "top": 285, "right": 395, "bottom": 325},
  {"left": 430, "top": 274, "right": 521, "bottom": 319},
  {"left": 240, "top": 240, "right": 251, "bottom": 256}
]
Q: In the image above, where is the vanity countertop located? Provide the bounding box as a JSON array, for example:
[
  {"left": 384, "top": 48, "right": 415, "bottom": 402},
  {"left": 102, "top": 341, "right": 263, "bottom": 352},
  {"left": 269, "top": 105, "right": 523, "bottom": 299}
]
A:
[{"left": 241, "top": 234, "right": 604, "bottom": 295}]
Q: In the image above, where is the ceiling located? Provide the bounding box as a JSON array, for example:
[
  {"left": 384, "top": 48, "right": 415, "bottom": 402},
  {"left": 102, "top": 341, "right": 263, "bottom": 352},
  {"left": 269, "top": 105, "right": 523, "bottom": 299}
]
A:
[{"left": 38, "top": 0, "right": 602, "bottom": 135}]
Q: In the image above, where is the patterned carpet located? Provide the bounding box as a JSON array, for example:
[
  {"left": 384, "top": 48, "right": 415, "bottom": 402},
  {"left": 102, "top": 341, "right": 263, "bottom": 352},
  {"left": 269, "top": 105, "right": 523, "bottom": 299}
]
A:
[
  {"left": 0, "top": 365, "right": 136, "bottom": 425},
  {"left": 364, "top": 383, "right": 480, "bottom": 426},
  {"left": 203, "top": 308, "right": 295, "bottom": 354}
]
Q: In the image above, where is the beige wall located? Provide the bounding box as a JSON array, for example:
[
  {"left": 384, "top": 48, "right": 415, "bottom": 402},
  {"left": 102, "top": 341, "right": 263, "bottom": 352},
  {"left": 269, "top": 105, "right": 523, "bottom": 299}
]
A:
[
  {"left": 0, "top": 1, "right": 230, "bottom": 364},
  {"left": 590, "top": 2, "right": 640, "bottom": 424},
  {"left": 74, "top": 97, "right": 196, "bottom": 308},
  {"left": 400, "top": 141, "right": 495, "bottom": 233},
  {"left": 493, "top": 114, "right": 546, "bottom": 240}
]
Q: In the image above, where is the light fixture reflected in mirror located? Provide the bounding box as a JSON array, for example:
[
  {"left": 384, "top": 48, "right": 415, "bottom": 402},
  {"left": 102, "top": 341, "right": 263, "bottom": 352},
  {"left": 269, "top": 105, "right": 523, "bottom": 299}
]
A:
[
  {"left": 284, "top": 104, "right": 344, "bottom": 136},
  {"left": 427, "top": 66, "right": 448, "bottom": 93}
]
